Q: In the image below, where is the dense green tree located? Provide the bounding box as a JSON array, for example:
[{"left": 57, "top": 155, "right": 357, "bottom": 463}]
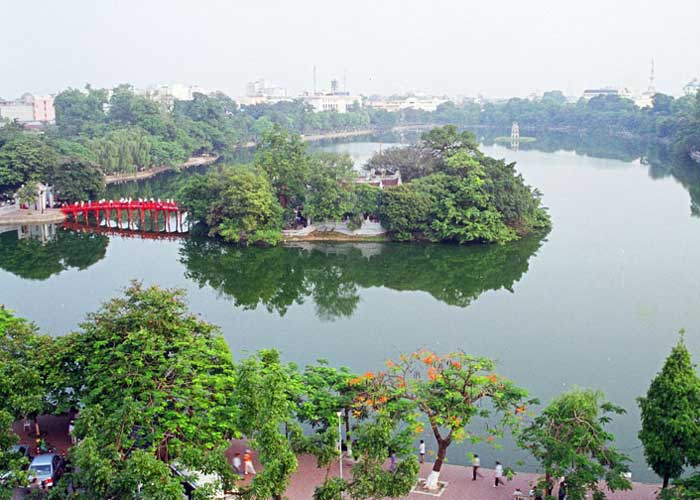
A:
[
  {"left": 303, "top": 153, "right": 356, "bottom": 224},
  {"left": 234, "top": 350, "right": 299, "bottom": 500},
  {"left": 0, "top": 308, "right": 48, "bottom": 425},
  {"left": 377, "top": 184, "right": 431, "bottom": 241},
  {"left": 178, "top": 172, "right": 222, "bottom": 222},
  {"left": 203, "top": 166, "right": 283, "bottom": 245},
  {"left": 0, "top": 135, "right": 58, "bottom": 194},
  {"left": 519, "top": 388, "right": 631, "bottom": 500},
  {"left": 44, "top": 157, "right": 105, "bottom": 201},
  {"left": 54, "top": 86, "right": 108, "bottom": 136},
  {"left": 254, "top": 126, "right": 311, "bottom": 207},
  {"left": 0, "top": 409, "right": 28, "bottom": 499},
  {"left": 638, "top": 334, "right": 700, "bottom": 488},
  {"left": 65, "top": 282, "right": 238, "bottom": 498}
]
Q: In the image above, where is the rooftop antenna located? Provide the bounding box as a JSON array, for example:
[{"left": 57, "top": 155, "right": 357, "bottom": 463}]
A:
[
  {"left": 343, "top": 70, "right": 347, "bottom": 93},
  {"left": 648, "top": 58, "right": 655, "bottom": 93},
  {"left": 313, "top": 65, "right": 317, "bottom": 95}
]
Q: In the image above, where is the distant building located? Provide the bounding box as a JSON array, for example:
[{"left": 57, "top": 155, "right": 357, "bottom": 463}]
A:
[
  {"left": 246, "top": 79, "right": 287, "bottom": 98},
  {"left": 684, "top": 78, "right": 700, "bottom": 96},
  {"left": 30, "top": 95, "right": 56, "bottom": 122},
  {"left": 302, "top": 93, "right": 361, "bottom": 113},
  {"left": 365, "top": 95, "right": 449, "bottom": 112},
  {"left": 0, "top": 93, "right": 55, "bottom": 124},
  {"left": 138, "top": 84, "right": 206, "bottom": 110},
  {"left": 354, "top": 170, "right": 402, "bottom": 189},
  {"left": 0, "top": 101, "right": 34, "bottom": 122},
  {"left": 300, "top": 79, "right": 361, "bottom": 113},
  {"left": 581, "top": 87, "right": 632, "bottom": 100}
]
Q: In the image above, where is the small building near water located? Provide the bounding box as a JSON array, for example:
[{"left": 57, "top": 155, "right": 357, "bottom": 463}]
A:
[{"left": 14, "top": 183, "right": 55, "bottom": 213}]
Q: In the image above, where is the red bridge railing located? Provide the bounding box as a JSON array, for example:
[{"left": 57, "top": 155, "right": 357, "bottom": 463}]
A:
[{"left": 60, "top": 199, "right": 187, "bottom": 233}]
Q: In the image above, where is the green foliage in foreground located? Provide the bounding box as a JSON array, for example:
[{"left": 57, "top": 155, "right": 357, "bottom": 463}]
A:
[
  {"left": 518, "top": 388, "right": 632, "bottom": 500},
  {"left": 61, "top": 282, "right": 239, "bottom": 498},
  {"left": 0, "top": 309, "right": 45, "bottom": 497},
  {"left": 660, "top": 473, "right": 700, "bottom": 500},
  {"left": 638, "top": 333, "right": 700, "bottom": 488}
]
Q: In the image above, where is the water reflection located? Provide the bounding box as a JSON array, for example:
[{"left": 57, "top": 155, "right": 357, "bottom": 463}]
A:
[
  {"left": 0, "top": 225, "right": 108, "bottom": 280},
  {"left": 179, "top": 233, "right": 547, "bottom": 320},
  {"left": 479, "top": 129, "right": 700, "bottom": 217}
]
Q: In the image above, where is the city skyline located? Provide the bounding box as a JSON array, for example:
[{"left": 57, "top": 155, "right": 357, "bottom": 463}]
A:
[{"left": 3, "top": 0, "right": 699, "bottom": 100}]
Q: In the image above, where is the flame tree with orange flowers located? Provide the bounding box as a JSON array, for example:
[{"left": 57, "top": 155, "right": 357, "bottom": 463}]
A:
[{"left": 363, "top": 349, "right": 533, "bottom": 490}]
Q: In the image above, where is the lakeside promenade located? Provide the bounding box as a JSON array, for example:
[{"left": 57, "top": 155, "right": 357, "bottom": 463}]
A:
[
  {"left": 248, "top": 452, "right": 660, "bottom": 500},
  {"left": 13, "top": 416, "right": 659, "bottom": 500}
]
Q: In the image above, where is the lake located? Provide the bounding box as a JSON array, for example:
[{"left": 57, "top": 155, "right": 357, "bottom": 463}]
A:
[{"left": 2, "top": 138, "right": 700, "bottom": 482}]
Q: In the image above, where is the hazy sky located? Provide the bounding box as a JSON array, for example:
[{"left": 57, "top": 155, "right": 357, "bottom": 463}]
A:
[{"left": 3, "top": 0, "right": 699, "bottom": 99}]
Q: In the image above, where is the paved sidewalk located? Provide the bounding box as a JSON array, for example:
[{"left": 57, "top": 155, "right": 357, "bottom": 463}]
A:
[
  {"left": 282, "top": 453, "right": 661, "bottom": 500},
  {"left": 13, "top": 421, "right": 661, "bottom": 500}
]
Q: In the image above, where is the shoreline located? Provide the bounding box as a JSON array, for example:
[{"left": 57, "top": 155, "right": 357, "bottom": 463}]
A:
[
  {"left": 104, "top": 155, "right": 219, "bottom": 185},
  {"left": 102, "top": 124, "right": 438, "bottom": 185},
  {"left": 0, "top": 208, "right": 65, "bottom": 225}
]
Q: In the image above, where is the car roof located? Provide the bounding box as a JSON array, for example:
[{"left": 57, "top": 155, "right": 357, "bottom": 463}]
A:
[{"left": 30, "top": 454, "right": 58, "bottom": 465}]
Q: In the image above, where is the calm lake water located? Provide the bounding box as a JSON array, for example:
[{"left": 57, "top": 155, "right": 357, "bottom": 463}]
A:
[{"left": 2, "top": 138, "right": 700, "bottom": 482}]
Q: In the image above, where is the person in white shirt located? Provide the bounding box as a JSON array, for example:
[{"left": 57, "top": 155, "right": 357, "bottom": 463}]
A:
[
  {"left": 232, "top": 453, "right": 243, "bottom": 476},
  {"left": 472, "top": 454, "right": 483, "bottom": 480},
  {"left": 494, "top": 461, "right": 505, "bottom": 487},
  {"left": 418, "top": 440, "right": 426, "bottom": 463}
]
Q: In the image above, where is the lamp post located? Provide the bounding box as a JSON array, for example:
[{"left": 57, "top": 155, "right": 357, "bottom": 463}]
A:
[{"left": 336, "top": 410, "right": 343, "bottom": 479}]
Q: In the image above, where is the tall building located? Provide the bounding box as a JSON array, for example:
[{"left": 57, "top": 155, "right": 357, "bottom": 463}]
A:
[{"left": 245, "top": 79, "right": 287, "bottom": 98}]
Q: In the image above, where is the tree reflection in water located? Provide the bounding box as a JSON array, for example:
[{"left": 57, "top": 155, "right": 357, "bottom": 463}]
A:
[
  {"left": 0, "top": 225, "right": 108, "bottom": 280},
  {"left": 179, "top": 233, "right": 548, "bottom": 321}
]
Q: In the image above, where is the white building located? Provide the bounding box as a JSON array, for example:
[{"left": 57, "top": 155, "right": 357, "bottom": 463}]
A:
[
  {"left": 138, "top": 84, "right": 206, "bottom": 110},
  {"left": 0, "top": 101, "right": 34, "bottom": 122},
  {"left": 581, "top": 87, "right": 633, "bottom": 100},
  {"left": 0, "top": 93, "right": 56, "bottom": 124},
  {"left": 684, "top": 78, "right": 700, "bottom": 96},
  {"left": 365, "top": 95, "right": 449, "bottom": 112},
  {"left": 302, "top": 93, "right": 361, "bottom": 113}
]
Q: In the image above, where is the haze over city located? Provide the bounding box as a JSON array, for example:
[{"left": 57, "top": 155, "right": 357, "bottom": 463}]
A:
[{"left": 4, "top": 0, "right": 700, "bottom": 99}]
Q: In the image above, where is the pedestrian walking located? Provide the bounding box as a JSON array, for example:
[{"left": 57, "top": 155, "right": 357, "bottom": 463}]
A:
[
  {"left": 558, "top": 479, "right": 567, "bottom": 500},
  {"left": 232, "top": 453, "right": 243, "bottom": 476},
  {"left": 471, "top": 454, "right": 483, "bottom": 480},
  {"left": 494, "top": 461, "right": 505, "bottom": 487},
  {"left": 418, "top": 440, "right": 425, "bottom": 464},
  {"left": 244, "top": 449, "right": 256, "bottom": 475},
  {"left": 389, "top": 451, "right": 396, "bottom": 472}
]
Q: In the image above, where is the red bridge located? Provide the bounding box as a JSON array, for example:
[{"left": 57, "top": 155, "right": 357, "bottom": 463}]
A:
[{"left": 60, "top": 199, "right": 187, "bottom": 233}]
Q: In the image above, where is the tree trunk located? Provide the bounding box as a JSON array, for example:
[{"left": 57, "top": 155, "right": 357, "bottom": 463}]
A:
[
  {"left": 663, "top": 475, "right": 669, "bottom": 489},
  {"left": 425, "top": 438, "right": 449, "bottom": 490}
]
